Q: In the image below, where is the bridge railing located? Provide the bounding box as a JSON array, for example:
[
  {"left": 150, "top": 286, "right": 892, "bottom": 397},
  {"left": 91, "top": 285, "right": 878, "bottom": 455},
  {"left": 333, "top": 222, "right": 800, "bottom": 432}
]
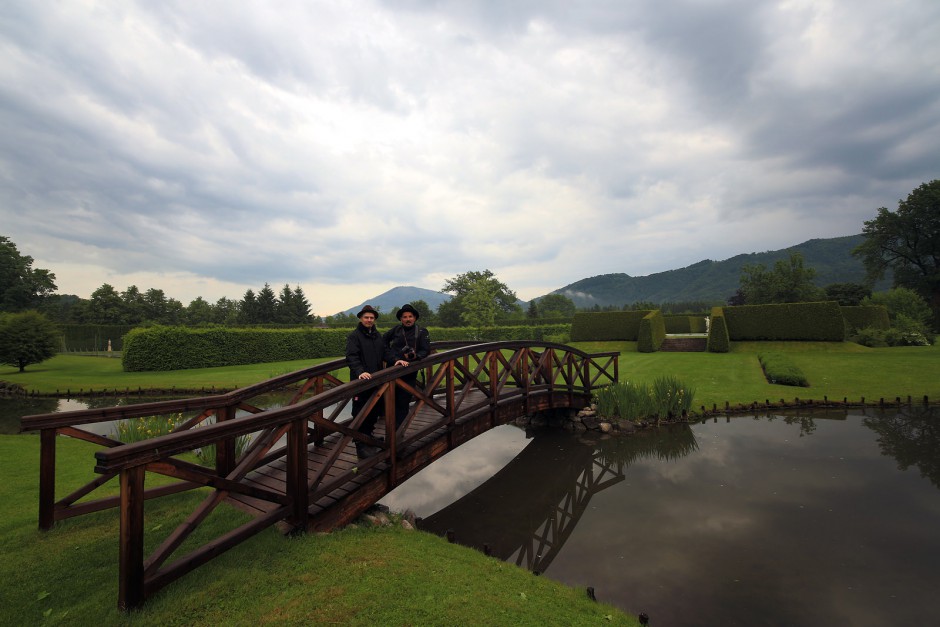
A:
[{"left": 21, "top": 341, "right": 618, "bottom": 609}]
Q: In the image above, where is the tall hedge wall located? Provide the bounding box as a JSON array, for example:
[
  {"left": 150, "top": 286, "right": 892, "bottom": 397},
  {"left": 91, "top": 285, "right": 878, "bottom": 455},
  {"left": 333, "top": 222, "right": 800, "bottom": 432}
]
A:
[
  {"left": 570, "top": 311, "right": 652, "bottom": 341},
  {"left": 637, "top": 310, "right": 666, "bottom": 353},
  {"left": 840, "top": 305, "right": 890, "bottom": 332},
  {"left": 722, "top": 301, "right": 845, "bottom": 341},
  {"left": 122, "top": 324, "right": 571, "bottom": 372}
]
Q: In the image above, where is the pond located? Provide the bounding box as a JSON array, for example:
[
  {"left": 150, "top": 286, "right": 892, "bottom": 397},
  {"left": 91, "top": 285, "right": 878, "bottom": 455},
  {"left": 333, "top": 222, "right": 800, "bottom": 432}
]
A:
[
  {"left": 5, "top": 397, "right": 939, "bottom": 625},
  {"left": 381, "top": 407, "right": 940, "bottom": 626}
]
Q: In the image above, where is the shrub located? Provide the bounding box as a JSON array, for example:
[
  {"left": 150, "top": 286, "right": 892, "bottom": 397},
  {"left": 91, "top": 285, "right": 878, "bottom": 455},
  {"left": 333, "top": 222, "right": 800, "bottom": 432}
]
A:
[
  {"left": 840, "top": 306, "right": 889, "bottom": 334},
  {"left": 852, "top": 317, "right": 932, "bottom": 347},
  {"left": 757, "top": 353, "right": 809, "bottom": 387}
]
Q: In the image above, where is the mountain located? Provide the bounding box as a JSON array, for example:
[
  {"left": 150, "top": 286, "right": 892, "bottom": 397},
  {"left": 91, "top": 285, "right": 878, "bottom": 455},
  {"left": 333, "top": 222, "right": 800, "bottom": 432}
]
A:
[
  {"left": 340, "top": 285, "right": 451, "bottom": 316},
  {"left": 546, "top": 234, "right": 891, "bottom": 308}
]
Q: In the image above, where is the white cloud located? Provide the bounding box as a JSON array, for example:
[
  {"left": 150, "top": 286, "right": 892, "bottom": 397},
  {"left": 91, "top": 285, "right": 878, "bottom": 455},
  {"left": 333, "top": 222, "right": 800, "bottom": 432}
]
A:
[{"left": 2, "top": 0, "right": 939, "bottom": 314}]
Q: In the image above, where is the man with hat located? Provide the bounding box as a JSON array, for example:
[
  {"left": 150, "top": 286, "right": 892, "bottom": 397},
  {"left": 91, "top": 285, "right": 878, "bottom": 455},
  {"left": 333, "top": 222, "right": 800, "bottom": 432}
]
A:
[
  {"left": 345, "top": 305, "right": 390, "bottom": 457},
  {"left": 384, "top": 303, "right": 431, "bottom": 430}
]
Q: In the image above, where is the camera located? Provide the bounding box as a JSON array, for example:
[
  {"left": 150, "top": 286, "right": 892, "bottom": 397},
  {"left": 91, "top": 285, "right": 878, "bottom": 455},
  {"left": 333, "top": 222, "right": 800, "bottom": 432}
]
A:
[{"left": 402, "top": 348, "right": 417, "bottom": 361}]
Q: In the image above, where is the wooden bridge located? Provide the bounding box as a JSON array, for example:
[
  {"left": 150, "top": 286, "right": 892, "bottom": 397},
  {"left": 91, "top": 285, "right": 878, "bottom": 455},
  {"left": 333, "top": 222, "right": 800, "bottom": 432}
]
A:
[{"left": 20, "top": 341, "right": 618, "bottom": 609}]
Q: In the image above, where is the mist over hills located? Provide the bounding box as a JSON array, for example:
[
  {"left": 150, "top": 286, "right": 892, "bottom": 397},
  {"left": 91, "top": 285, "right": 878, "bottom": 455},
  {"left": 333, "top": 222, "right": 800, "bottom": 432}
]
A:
[{"left": 339, "top": 235, "right": 886, "bottom": 314}]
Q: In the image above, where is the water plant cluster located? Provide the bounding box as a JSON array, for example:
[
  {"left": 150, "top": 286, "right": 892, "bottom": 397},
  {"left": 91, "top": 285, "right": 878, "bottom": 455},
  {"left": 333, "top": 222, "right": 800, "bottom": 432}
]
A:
[
  {"left": 113, "top": 413, "right": 182, "bottom": 443},
  {"left": 593, "top": 375, "right": 695, "bottom": 423}
]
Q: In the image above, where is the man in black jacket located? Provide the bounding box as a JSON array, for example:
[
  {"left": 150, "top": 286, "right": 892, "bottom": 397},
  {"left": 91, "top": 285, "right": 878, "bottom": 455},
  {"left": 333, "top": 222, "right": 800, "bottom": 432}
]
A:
[
  {"left": 345, "top": 305, "right": 389, "bottom": 457},
  {"left": 384, "top": 303, "right": 431, "bottom": 429}
]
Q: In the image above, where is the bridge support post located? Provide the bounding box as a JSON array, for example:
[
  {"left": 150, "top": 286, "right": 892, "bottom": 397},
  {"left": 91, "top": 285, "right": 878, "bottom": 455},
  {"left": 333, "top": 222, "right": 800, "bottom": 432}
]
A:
[
  {"left": 38, "top": 428, "right": 56, "bottom": 530},
  {"left": 286, "top": 416, "right": 309, "bottom": 531},
  {"left": 385, "top": 385, "right": 397, "bottom": 488},
  {"left": 118, "top": 465, "right": 146, "bottom": 610}
]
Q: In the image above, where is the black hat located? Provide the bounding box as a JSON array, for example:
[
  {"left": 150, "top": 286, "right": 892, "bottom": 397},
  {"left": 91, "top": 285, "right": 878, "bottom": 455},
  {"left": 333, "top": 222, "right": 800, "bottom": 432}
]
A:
[
  {"left": 396, "top": 303, "right": 420, "bottom": 320},
  {"left": 357, "top": 305, "right": 379, "bottom": 318}
]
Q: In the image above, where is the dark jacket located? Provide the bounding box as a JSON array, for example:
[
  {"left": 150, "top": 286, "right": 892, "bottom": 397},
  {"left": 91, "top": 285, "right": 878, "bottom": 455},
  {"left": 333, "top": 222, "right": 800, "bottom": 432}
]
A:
[
  {"left": 345, "top": 323, "right": 388, "bottom": 378},
  {"left": 384, "top": 323, "right": 431, "bottom": 363}
]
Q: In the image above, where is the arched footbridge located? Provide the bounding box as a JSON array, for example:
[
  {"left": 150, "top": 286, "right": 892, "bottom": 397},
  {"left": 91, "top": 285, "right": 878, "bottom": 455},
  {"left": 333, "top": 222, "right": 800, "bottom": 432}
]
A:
[{"left": 21, "top": 341, "right": 618, "bottom": 609}]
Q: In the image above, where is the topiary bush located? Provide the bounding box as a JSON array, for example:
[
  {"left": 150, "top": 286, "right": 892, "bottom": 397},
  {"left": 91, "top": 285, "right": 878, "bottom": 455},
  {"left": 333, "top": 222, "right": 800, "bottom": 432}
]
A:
[
  {"left": 707, "top": 307, "right": 730, "bottom": 353},
  {"left": 637, "top": 310, "right": 666, "bottom": 353}
]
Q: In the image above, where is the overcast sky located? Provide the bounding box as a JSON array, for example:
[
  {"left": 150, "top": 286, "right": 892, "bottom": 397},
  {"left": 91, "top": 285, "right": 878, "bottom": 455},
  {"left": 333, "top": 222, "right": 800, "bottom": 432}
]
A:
[{"left": 2, "top": 1, "right": 938, "bottom": 315}]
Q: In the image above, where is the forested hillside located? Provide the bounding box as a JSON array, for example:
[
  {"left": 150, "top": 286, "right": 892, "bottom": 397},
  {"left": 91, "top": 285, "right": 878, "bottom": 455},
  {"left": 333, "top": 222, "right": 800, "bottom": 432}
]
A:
[{"left": 548, "top": 234, "right": 890, "bottom": 308}]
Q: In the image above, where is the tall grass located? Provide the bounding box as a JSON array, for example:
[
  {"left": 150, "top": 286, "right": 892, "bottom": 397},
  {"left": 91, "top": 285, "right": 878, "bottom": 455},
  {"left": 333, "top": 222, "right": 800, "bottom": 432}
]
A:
[{"left": 595, "top": 376, "right": 695, "bottom": 423}]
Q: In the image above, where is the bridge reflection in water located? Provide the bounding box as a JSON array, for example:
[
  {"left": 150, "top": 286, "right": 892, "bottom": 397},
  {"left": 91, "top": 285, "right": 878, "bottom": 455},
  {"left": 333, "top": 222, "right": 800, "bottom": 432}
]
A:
[{"left": 415, "top": 425, "right": 699, "bottom": 574}]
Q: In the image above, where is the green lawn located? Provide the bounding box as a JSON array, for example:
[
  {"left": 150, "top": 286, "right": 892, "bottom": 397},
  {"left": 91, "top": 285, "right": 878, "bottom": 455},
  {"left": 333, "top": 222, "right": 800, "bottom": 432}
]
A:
[
  {"left": 570, "top": 341, "right": 940, "bottom": 410},
  {"left": 0, "top": 436, "right": 635, "bottom": 626}
]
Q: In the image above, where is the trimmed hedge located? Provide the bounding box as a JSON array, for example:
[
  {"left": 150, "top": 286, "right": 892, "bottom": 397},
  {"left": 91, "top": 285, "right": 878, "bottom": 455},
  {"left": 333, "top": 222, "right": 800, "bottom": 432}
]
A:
[
  {"left": 122, "top": 324, "right": 572, "bottom": 371},
  {"left": 722, "top": 301, "right": 845, "bottom": 341},
  {"left": 570, "top": 311, "right": 653, "bottom": 341},
  {"left": 841, "top": 305, "right": 890, "bottom": 333},
  {"left": 637, "top": 310, "right": 666, "bottom": 353},
  {"left": 707, "top": 307, "right": 730, "bottom": 353},
  {"left": 122, "top": 326, "right": 349, "bottom": 371},
  {"left": 758, "top": 352, "right": 809, "bottom": 387}
]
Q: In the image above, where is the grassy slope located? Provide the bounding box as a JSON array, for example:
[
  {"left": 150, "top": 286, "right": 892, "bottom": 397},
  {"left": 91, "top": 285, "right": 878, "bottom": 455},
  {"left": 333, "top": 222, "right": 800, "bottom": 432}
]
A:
[{"left": 0, "top": 436, "right": 635, "bottom": 626}]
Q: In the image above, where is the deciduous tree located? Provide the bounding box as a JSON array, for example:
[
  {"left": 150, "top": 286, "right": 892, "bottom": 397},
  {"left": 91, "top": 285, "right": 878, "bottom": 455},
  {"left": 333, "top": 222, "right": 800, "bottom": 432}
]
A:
[
  {"left": 0, "top": 235, "right": 57, "bottom": 312},
  {"left": 439, "top": 269, "right": 520, "bottom": 327},
  {"left": 536, "top": 294, "right": 576, "bottom": 318},
  {"left": 738, "top": 253, "right": 825, "bottom": 304},
  {"left": 0, "top": 310, "right": 60, "bottom": 372},
  {"left": 854, "top": 180, "right": 940, "bottom": 329}
]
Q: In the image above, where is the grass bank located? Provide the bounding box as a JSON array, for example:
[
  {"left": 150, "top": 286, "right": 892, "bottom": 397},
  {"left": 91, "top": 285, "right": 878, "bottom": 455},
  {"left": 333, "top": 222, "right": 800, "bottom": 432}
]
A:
[{"left": 0, "top": 436, "right": 635, "bottom": 626}]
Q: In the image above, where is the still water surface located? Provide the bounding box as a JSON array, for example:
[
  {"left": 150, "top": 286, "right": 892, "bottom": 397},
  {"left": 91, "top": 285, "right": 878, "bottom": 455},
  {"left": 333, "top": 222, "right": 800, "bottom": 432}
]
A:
[
  {"left": 6, "top": 399, "right": 939, "bottom": 625},
  {"left": 382, "top": 408, "right": 940, "bottom": 626}
]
